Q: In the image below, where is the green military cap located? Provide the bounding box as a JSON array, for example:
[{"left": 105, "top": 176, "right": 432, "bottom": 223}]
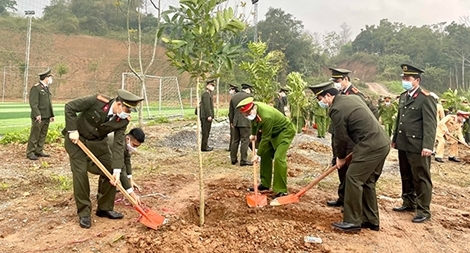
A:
[
  {"left": 117, "top": 89, "right": 144, "bottom": 112},
  {"left": 206, "top": 79, "right": 216, "bottom": 85},
  {"left": 279, "top": 87, "right": 290, "bottom": 93},
  {"left": 384, "top": 95, "right": 392, "bottom": 99},
  {"left": 241, "top": 83, "right": 253, "bottom": 90},
  {"left": 308, "top": 81, "right": 335, "bottom": 97},
  {"left": 38, "top": 68, "right": 52, "bottom": 79},
  {"left": 237, "top": 96, "right": 255, "bottom": 112},
  {"left": 229, "top": 84, "right": 239, "bottom": 90},
  {"left": 329, "top": 67, "right": 351, "bottom": 80},
  {"left": 400, "top": 64, "right": 424, "bottom": 76}
]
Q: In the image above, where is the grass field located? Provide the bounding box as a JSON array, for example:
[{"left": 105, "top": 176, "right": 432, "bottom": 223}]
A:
[{"left": 0, "top": 102, "right": 210, "bottom": 135}]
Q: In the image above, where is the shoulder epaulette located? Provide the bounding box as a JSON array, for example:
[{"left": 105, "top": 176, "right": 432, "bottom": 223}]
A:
[
  {"left": 34, "top": 83, "right": 40, "bottom": 86},
  {"left": 420, "top": 89, "right": 430, "bottom": 96},
  {"left": 351, "top": 87, "right": 360, "bottom": 94},
  {"left": 97, "top": 94, "right": 110, "bottom": 103}
]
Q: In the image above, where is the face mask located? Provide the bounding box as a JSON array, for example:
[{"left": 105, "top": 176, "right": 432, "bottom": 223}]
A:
[
  {"left": 402, "top": 80, "right": 413, "bottom": 90},
  {"left": 47, "top": 78, "right": 53, "bottom": 85},
  {"left": 208, "top": 86, "right": 215, "bottom": 92},
  {"left": 117, "top": 105, "right": 130, "bottom": 119},
  {"left": 229, "top": 90, "right": 235, "bottom": 96},
  {"left": 334, "top": 82, "right": 342, "bottom": 90},
  {"left": 385, "top": 102, "right": 391, "bottom": 106},
  {"left": 318, "top": 100, "right": 329, "bottom": 109},
  {"left": 245, "top": 113, "right": 256, "bottom": 121},
  {"left": 463, "top": 119, "right": 466, "bottom": 123},
  {"left": 126, "top": 142, "right": 137, "bottom": 153}
]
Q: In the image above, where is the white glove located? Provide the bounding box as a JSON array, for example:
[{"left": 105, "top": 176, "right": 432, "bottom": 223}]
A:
[
  {"left": 111, "top": 169, "right": 121, "bottom": 186},
  {"left": 249, "top": 135, "right": 257, "bottom": 141},
  {"left": 69, "top": 130, "right": 79, "bottom": 144}
]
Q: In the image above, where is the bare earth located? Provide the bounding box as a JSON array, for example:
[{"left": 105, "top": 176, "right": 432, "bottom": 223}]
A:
[
  {"left": 1, "top": 121, "right": 470, "bottom": 253},
  {"left": 366, "top": 83, "right": 396, "bottom": 97}
]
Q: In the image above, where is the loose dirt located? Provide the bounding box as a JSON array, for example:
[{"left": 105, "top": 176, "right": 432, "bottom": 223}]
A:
[{"left": 1, "top": 121, "right": 470, "bottom": 253}]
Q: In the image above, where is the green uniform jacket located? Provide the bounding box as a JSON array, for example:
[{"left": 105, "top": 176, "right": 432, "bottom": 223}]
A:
[
  {"left": 29, "top": 82, "right": 54, "bottom": 119},
  {"left": 392, "top": 87, "right": 437, "bottom": 153},
  {"left": 251, "top": 102, "right": 294, "bottom": 156},
  {"left": 200, "top": 91, "right": 214, "bottom": 119},
  {"left": 343, "top": 85, "right": 379, "bottom": 119},
  {"left": 379, "top": 103, "right": 397, "bottom": 124},
  {"left": 229, "top": 92, "right": 251, "bottom": 127},
  {"left": 330, "top": 95, "right": 390, "bottom": 160},
  {"left": 64, "top": 95, "right": 128, "bottom": 169}
]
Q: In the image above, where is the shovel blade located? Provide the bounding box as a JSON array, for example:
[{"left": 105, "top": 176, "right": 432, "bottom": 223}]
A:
[
  {"left": 270, "top": 194, "right": 299, "bottom": 206},
  {"left": 246, "top": 193, "right": 268, "bottom": 207},
  {"left": 134, "top": 206, "right": 167, "bottom": 230}
]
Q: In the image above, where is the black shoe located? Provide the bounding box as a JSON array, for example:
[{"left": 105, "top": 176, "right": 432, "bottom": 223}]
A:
[
  {"left": 201, "top": 147, "right": 214, "bottom": 152},
  {"left": 326, "top": 200, "right": 344, "bottom": 207},
  {"left": 274, "top": 192, "right": 288, "bottom": 198},
  {"left": 35, "top": 152, "right": 50, "bottom": 157},
  {"left": 248, "top": 184, "right": 269, "bottom": 192},
  {"left": 434, "top": 157, "right": 444, "bottom": 163},
  {"left": 392, "top": 206, "right": 416, "bottom": 212},
  {"left": 240, "top": 161, "right": 253, "bottom": 166},
  {"left": 361, "top": 222, "right": 380, "bottom": 231},
  {"left": 231, "top": 160, "right": 238, "bottom": 165},
  {"left": 79, "top": 216, "right": 91, "bottom": 228},
  {"left": 332, "top": 222, "right": 361, "bottom": 232},
  {"left": 412, "top": 215, "right": 429, "bottom": 223},
  {"left": 96, "top": 210, "right": 124, "bottom": 219},
  {"left": 27, "top": 154, "right": 39, "bottom": 160},
  {"left": 448, "top": 156, "right": 461, "bottom": 162}
]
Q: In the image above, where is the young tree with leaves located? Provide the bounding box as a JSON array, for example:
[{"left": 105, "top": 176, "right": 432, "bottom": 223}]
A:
[{"left": 158, "top": 0, "right": 245, "bottom": 226}]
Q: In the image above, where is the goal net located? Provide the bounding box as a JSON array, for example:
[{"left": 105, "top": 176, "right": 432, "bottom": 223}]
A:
[
  {"left": 2, "top": 66, "right": 48, "bottom": 102},
  {"left": 121, "top": 73, "right": 184, "bottom": 119}
]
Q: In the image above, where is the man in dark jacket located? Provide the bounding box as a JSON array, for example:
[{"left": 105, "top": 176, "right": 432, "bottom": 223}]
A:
[
  {"left": 391, "top": 64, "right": 437, "bottom": 223},
  {"left": 200, "top": 79, "right": 215, "bottom": 151},
  {"left": 64, "top": 89, "right": 143, "bottom": 229},
  {"left": 26, "top": 68, "right": 55, "bottom": 160},
  {"left": 229, "top": 85, "right": 253, "bottom": 166},
  {"left": 309, "top": 81, "right": 390, "bottom": 232}
]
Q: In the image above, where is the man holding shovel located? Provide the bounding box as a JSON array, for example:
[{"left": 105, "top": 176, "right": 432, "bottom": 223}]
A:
[
  {"left": 237, "top": 96, "right": 296, "bottom": 198},
  {"left": 309, "top": 81, "right": 390, "bottom": 232},
  {"left": 63, "top": 89, "right": 143, "bottom": 229},
  {"left": 434, "top": 110, "right": 470, "bottom": 163}
]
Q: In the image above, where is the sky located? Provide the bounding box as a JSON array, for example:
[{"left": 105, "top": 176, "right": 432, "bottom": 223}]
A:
[{"left": 18, "top": 0, "right": 470, "bottom": 39}]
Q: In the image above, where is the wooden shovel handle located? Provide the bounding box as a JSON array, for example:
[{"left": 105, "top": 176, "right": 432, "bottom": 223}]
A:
[
  {"left": 295, "top": 153, "right": 352, "bottom": 198},
  {"left": 77, "top": 140, "right": 139, "bottom": 207},
  {"left": 445, "top": 133, "right": 470, "bottom": 149},
  {"left": 252, "top": 140, "right": 259, "bottom": 197}
]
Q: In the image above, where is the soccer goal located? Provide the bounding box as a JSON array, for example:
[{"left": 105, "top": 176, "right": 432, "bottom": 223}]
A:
[{"left": 121, "top": 73, "right": 184, "bottom": 119}]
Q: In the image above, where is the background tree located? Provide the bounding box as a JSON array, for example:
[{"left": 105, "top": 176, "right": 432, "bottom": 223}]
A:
[
  {"left": 159, "top": 0, "right": 245, "bottom": 226},
  {"left": 0, "top": 0, "right": 16, "bottom": 15},
  {"left": 286, "top": 72, "right": 308, "bottom": 132}
]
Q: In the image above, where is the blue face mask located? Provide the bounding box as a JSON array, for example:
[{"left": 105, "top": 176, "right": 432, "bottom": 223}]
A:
[
  {"left": 402, "top": 81, "right": 413, "bottom": 90},
  {"left": 318, "top": 100, "right": 329, "bottom": 109}
]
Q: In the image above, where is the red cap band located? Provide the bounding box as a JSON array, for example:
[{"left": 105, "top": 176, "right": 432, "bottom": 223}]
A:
[{"left": 240, "top": 102, "right": 254, "bottom": 113}]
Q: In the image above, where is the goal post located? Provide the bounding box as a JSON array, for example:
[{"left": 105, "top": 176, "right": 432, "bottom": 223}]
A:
[{"left": 121, "top": 73, "right": 184, "bottom": 119}]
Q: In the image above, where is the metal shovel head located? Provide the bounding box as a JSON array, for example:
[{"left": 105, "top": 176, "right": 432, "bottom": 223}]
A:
[
  {"left": 246, "top": 193, "right": 268, "bottom": 207},
  {"left": 134, "top": 205, "right": 167, "bottom": 230},
  {"left": 270, "top": 194, "right": 299, "bottom": 206}
]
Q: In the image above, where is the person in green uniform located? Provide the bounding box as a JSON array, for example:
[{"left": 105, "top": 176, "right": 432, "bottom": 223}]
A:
[
  {"left": 379, "top": 95, "right": 397, "bottom": 137},
  {"left": 229, "top": 85, "right": 253, "bottom": 166},
  {"left": 26, "top": 68, "right": 55, "bottom": 160},
  {"left": 312, "top": 97, "right": 327, "bottom": 138},
  {"left": 309, "top": 81, "right": 390, "bottom": 232},
  {"left": 237, "top": 97, "right": 296, "bottom": 197},
  {"left": 326, "top": 67, "right": 380, "bottom": 208},
  {"left": 199, "top": 79, "right": 215, "bottom": 151},
  {"left": 64, "top": 89, "right": 143, "bottom": 229},
  {"left": 273, "top": 88, "right": 289, "bottom": 116},
  {"left": 392, "top": 64, "right": 437, "bottom": 223},
  {"left": 226, "top": 84, "right": 240, "bottom": 152}
]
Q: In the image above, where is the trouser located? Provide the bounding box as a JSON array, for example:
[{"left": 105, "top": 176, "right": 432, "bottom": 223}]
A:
[
  {"left": 201, "top": 118, "right": 212, "bottom": 150},
  {"left": 65, "top": 136, "right": 116, "bottom": 218},
  {"left": 230, "top": 126, "right": 251, "bottom": 163},
  {"left": 343, "top": 145, "right": 390, "bottom": 225},
  {"left": 315, "top": 116, "right": 326, "bottom": 137},
  {"left": 398, "top": 150, "right": 433, "bottom": 218},
  {"left": 26, "top": 118, "right": 50, "bottom": 157},
  {"left": 259, "top": 125, "right": 295, "bottom": 193},
  {"left": 331, "top": 134, "right": 353, "bottom": 203},
  {"left": 291, "top": 116, "right": 305, "bottom": 133},
  {"left": 227, "top": 127, "right": 233, "bottom": 151},
  {"left": 435, "top": 135, "right": 458, "bottom": 158},
  {"left": 384, "top": 122, "right": 393, "bottom": 137}
]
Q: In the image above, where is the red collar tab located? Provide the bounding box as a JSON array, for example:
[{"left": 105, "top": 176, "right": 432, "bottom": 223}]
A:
[
  {"left": 102, "top": 104, "right": 110, "bottom": 112},
  {"left": 412, "top": 92, "right": 419, "bottom": 99},
  {"left": 255, "top": 115, "right": 262, "bottom": 122}
]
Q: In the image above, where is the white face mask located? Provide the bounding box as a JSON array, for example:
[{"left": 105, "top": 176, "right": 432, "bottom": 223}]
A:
[
  {"left": 385, "top": 102, "right": 391, "bottom": 106},
  {"left": 229, "top": 89, "right": 235, "bottom": 96},
  {"left": 47, "top": 77, "right": 53, "bottom": 85},
  {"left": 126, "top": 142, "right": 137, "bottom": 153},
  {"left": 246, "top": 114, "right": 256, "bottom": 121},
  {"left": 117, "top": 105, "right": 130, "bottom": 119},
  {"left": 334, "top": 82, "right": 342, "bottom": 90},
  {"left": 208, "top": 86, "right": 215, "bottom": 92}
]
